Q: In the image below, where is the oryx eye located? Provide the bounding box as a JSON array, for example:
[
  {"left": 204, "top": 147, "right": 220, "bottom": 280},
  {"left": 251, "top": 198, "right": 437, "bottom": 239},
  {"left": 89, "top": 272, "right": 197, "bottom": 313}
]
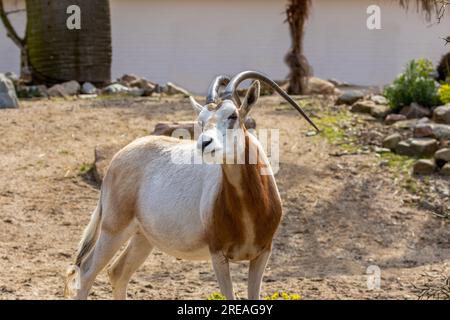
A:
[{"left": 228, "top": 113, "right": 238, "bottom": 120}]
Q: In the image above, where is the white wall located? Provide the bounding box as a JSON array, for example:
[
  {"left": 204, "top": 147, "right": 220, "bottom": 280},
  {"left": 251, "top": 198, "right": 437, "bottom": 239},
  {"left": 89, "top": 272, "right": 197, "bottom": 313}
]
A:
[
  {"left": 109, "top": 0, "right": 289, "bottom": 93},
  {"left": 305, "top": 0, "right": 450, "bottom": 87},
  {"left": 0, "top": 0, "right": 25, "bottom": 76},
  {"left": 1, "top": 0, "right": 450, "bottom": 93}
]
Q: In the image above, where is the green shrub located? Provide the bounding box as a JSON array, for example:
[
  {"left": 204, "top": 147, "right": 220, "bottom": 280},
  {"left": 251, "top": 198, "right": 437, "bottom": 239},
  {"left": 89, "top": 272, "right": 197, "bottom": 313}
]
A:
[
  {"left": 207, "top": 293, "right": 226, "bottom": 300},
  {"left": 384, "top": 59, "right": 440, "bottom": 112},
  {"left": 438, "top": 83, "right": 450, "bottom": 104}
]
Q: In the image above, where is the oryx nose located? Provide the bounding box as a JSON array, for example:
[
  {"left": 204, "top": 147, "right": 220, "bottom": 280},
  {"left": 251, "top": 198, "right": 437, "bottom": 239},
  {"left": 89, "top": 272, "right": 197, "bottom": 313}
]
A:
[{"left": 201, "top": 138, "right": 213, "bottom": 152}]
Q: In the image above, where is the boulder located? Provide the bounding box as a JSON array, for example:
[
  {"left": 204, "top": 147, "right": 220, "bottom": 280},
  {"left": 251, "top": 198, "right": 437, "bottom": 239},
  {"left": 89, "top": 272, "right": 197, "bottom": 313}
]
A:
[
  {"left": 382, "top": 133, "right": 402, "bottom": 150},
  {"left": 307, "top": 77, "right": 336, "bottom": 95},
  {"left": 396, "top": 138, "right": 438, "bottom": 157},
  {"left": 413, "top": 159, "right": 436, "bottom": 175},
  {"left": 432, "top": 124, "right": 450, "bottom": 140},
  {"left": 81, "top": 82, "right": 97, "bottom": 94},
  {"left": 0, "top": 73, "right": 19, "bottom": 108},
  {"left": 93, "top": 144, "right": 123, "bottom": 184},
  {"left": 409, "top": 138, "right": 439, "bottom": 157},
  {"left": 61, "top": 80, "right": 81, "bottom": 95},
  {"left": 440, "top": 163, "right": 450, "bottom": 176},
  {"left": 392, "top": 119, "right": 419, "bottom": 130},
  {"left": 400, "top": 103, "right": 431, "bottom": 119},
  {"left": 152, "top": 121, "right": 197, "bottom": 139},
  {"left": 435, "top": 148, "right": 450, "bottom": 167},
  {"left": 336, "top": 90, "right": 365, "bottom": 105},
  {"left": 415, "top": 123, "right": 450, "bottom": 140},
  {"left": 432, "top": 104, "right": 450, "bottom": 124},
  {"left": 47, "top": 84, "right": 68, "bottom": 98},
  {"left": 395, "top": 141, "right": 416, "bottom": 157},
  {"left": 166, "top": 82, "right": 190, "bottom": 96},
  {"left": 151, "top": 117, "right": 257, "bottom": 139},
  {"left": 385, "top": 114, "right": 407, "bottom": 125},
  {"left": 351, "top": 100, "right": 374, "bottom": 114},
  {"left": 129, "top": 79, "right": 156, "bottom": 96},
  {"left": 413, "top": 124, "right": 435, "bottom": 138},
  {"left": 370, "top": 104, "right": 390, "bottom": 119},
  {"left": 119, "top": 74, "right": 140, "bottom": 85},
  {"left": 370, "top": 95, "right": 388, "bottom": 105},
  {"left": 103, "top": 83, "right": 130, "bottom": 95}
]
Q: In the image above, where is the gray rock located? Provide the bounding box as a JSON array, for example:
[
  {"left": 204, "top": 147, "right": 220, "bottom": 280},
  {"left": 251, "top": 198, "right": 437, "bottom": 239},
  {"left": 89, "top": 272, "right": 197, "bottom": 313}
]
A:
[
  {"left": 119, "top": 74, "right": 140, "bottom": 85},
  {"left": 415, "top": 123, "right": 450, "bottom": 140},
  {"left": 0, "top": 73, "right": 19, "bottom": 108},
  {"left": 370, "top": 95, "right": 388, "bottom": 105},
  {"left": 385, "top": 114, "right": 407, "bottom": 125},
  {"left": 435, "top": 148, "right": 450, "bottom": 167},
  {"left": 336, "top": 90, "right": 365, "bottom": 105},
  {"left": 400, "top": 102, "right": 431, "bottom": 119},
  {"left": 61, "top": 80, "right": 80, "bottom": 95},
  {"left": 396, "top": 138, "right": 438, "bottom": 157},
  {"left": 413, "top": 159, "right": 436, "bottom": 175},
  {"left": 409, "top": 138, "right": 439, "bottom": 157},
  {"left": 307, "top": 77, "right": 336, "bottom": 95},
  {"left": 351, "top": 100, "right": 374, "bottom": 114},
  {"left": 417, "top": 117, "right": 432, "bottom": 124},
  {"left": 392, "top": 119, "right": 419, "bottom": 130},
  {"left": 383, "top": 133, "right": 402, "bottom": 150},
  {"left": 396, "top": 141, "right": 416, "bottom": 156},
  {"left": 433, "top": 104, "right": 450, "bottom": 124},
  {"left": 103, "top": 83, "right": 130, "bottom": 94},
  {"left": 93, "top": 144, "right": 124, "bottom": 184},
  {"left": 47, "top": 84, "right": 68, "bottom": 97},
  {"left": 440, "top": 163, "right": 450, "bottom": 176},
  {"left": 81, "top": 82, "right": 97, "bottom": 94},
  {"left": 370, "top": 104, "right": 390, "bottom": 119},
  {"left": 129, "top": 79, "right": 156, "bottom": 96},
  {"left": 166, "top": 82, "right": 190, "bottom": 97}
]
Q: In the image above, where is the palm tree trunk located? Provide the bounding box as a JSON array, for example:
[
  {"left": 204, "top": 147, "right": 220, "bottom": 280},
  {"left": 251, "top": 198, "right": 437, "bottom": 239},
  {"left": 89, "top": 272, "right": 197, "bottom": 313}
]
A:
[
  {"left": 284, "top": 0, "right": 311, "bottom": 95},
  {"left": 25, "top": 0, "right": 112, "bottom": 85}
]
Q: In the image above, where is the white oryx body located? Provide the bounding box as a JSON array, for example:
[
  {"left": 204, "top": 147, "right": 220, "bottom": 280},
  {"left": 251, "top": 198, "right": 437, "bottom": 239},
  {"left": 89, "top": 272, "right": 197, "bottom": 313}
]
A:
[{"left": 65, "top": 71, "right": 318, "bottom": 300}]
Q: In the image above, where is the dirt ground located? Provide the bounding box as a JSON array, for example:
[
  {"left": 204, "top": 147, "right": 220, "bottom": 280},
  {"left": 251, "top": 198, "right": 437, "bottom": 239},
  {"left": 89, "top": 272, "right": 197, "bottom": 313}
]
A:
[{"left": 0, "top": 95, "right": 449, "bottom": 300}]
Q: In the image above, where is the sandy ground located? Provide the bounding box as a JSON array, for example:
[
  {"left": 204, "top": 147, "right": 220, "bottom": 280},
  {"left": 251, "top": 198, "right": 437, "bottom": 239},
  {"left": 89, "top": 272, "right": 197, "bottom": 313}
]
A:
[{"left": 0, "top": 95, "right": 449, "bottom": 300}]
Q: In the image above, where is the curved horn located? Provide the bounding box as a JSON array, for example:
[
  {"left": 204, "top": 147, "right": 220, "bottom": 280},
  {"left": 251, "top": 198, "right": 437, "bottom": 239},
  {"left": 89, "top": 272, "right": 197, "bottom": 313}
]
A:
[
  {"left": 222, "top": 71, "right": 319, "bottom": 132},
  {"left": 206, "top": 75, "right": 230, "bottom": 104}
]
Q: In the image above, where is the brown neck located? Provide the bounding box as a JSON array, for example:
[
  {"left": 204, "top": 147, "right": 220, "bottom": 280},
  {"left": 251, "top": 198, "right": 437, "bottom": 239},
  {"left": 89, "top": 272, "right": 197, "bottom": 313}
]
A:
[{"left": 208, "top": 132, "right": 282, "bottom": 256}]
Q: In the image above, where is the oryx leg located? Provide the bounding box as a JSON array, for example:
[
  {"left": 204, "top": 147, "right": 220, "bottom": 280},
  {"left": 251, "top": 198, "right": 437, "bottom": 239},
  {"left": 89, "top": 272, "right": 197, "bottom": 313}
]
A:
[
  {"left": 75, "top": 224, "right": 135, "bottom": 299},
  {"left": 210, "top": 251, "right": 235, "bottom": 300},
  {"left": 108, "top": 231, "right": 153, "bottom": 300},
  {"left": 247, "top": 249, "right": 271, "bottom": 300}
]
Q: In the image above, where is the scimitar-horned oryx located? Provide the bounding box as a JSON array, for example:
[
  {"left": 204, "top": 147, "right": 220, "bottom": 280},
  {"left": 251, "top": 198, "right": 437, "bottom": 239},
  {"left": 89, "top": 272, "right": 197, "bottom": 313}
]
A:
[{"left": 65, "top": 71, "right": 319, "bottom": 300}]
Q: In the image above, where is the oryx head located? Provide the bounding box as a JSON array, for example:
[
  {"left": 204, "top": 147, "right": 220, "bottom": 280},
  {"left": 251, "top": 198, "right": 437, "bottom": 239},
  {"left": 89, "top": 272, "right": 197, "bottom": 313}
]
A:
[{"left": 189, "top": 71, "right": 319, "bottom": 162}]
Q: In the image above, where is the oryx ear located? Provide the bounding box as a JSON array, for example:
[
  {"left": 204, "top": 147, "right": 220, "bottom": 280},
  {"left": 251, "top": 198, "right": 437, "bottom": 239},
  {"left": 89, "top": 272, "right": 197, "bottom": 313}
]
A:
[
  {"left": 189, "top": 96, "right": 203, "bottom": 114},
  {"left": 239, "top": 80, "right": 260, "bottom": 118}
]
